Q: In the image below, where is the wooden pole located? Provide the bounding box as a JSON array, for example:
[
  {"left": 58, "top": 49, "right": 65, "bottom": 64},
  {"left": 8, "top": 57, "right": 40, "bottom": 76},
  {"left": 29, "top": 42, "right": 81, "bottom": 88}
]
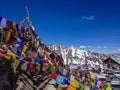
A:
[{"left": 25, "top": 5, "right": 32, "bottom": 27}]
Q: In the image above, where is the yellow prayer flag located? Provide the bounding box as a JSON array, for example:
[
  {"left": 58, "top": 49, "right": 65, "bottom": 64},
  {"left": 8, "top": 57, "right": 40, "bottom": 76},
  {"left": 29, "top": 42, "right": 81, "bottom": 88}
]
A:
[
  {"left": 21, "top": 63, "right": 27, "bottom": 71},
  {"left": 5, "top": 31, "right": 11, "bottom": 43},
  {"left": 36, "top": 64, "right": 40, "bottom": 71},
  {"left": 84, "top": 85, "right": 90, "bottom": 90},
  {"left": 70, "top": 70, "right": 72, "bottom": 74},
  {"left": 4, "top": 55, "right": 11, "bottom": 60},
  {"left": 90, "top": 74, "right": 94, "bottom": 79},
  {"left": 70, "top": 80, "right": 79, "bottom": 89},
  {"left": 4, "top": 51, "right": 12, "bottom": 60},
  {"left": 77, "top": 72, "right": 80, "bottom": 77},
  {"left": 91, "top": 80, "right": 95, "bottom": 88},
  {"left": 11, "top": 54, "right": 16, "bottom": 60},
  {"left": 63, "top": 69, "right": 67, "bottom": 75},
  {"left": 7, "top": 51, "right": 12, "bottom": 55},
  {"left": 13, "top": 22, "right": 16, "bottom": 30},
  {"left": 13, "top": 60, "right": 20, "bottom": 70},
  {"left": 106, "top": 86, "right": 112, "bottom": 90}
]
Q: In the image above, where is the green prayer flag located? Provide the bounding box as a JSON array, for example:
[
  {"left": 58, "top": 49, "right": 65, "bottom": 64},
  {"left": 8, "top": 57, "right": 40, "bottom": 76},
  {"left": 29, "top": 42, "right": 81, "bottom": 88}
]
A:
[
  {"left": 25, "top": 49, "right": 31, "bottom": 57},
  {"left": 48, "top": 67, "right": 53, "bottom": 74},
  {"left": 104, "top": 84, "right": 108, "bottom": 90},
  {"left": 59, "top": 66, "right": 63, "bottom": 74},
  {"left": 9, "top": 57, "right": 15, "bottom": 68}
]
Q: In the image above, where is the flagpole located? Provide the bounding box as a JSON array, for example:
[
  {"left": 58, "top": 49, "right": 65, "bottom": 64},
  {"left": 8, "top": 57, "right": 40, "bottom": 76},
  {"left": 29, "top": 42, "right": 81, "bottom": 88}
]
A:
[
  {"left": 25, "top": 5, "right": 30, "bottom": 18},
  {"left": 25, "top": 5, "right": 32, "bottom": 27}
]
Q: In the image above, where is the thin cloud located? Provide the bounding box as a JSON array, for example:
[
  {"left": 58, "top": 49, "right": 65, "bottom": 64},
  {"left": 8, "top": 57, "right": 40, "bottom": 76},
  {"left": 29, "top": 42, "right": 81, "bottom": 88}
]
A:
[
  {"left": 81, "top": 17, "right": 86, "bottom": 20},
  {"left": 81, "top": 16, "right": 95, "bottom": 21},
  {"left": 79, "top": 45, "right": 87, "bottom": 49},
  {"left": 87, "top": 16, "right": 95, "bottom": 20},
  {"left": 97, "top": 46, "right": 102, "bottom": 49},
  {"left": 117, "top": 48, "right": 120, "bottom": 52},
  {"left": 88, "top": 46, "right": 92, "bottom": 48},
  {"left": 70, "top": 46, "right": 77, "bottom": 49},
  {"left": 79, "top": 45, "right": 92, "bottom": 49},
  {"left": 103, "top": 46, "right": 108, "bottom": 49},
  {"left": 97, "top": 46, "right": 108, "bottom": 49}
]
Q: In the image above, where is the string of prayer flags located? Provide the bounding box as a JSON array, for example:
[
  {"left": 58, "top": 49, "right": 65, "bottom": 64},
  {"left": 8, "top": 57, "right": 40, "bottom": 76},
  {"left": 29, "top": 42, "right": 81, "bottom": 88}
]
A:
[
  {"left": 0, "top": 16, "right": 54, "bottom": 73},
  {"left": 0, "top": 16, "right": 78, "bottom": 88}
]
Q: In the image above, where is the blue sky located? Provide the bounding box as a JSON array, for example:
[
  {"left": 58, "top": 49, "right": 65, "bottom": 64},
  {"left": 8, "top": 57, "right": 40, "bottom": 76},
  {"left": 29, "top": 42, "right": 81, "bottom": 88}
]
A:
[{"left": 0, "top": 0, "right": 120, "bottom": 54}]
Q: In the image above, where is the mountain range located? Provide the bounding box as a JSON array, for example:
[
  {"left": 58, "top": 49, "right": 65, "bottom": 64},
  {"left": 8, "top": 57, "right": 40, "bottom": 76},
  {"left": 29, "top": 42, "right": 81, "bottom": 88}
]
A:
[{"left": 48, "top": 44, "right": 114, "bottom": 69}]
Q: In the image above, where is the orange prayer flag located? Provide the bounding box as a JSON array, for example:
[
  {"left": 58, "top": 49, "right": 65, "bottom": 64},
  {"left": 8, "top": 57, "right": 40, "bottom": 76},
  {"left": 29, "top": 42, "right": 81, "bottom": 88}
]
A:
[
  {"left": 67, "top": 85, "right": 76, "bottom": 90},
  {"left": 43, "top": 63, "right": 49, "bottom": 70},
  {"left": 22, "top": 45, "right": 28, "bottom": 52}
]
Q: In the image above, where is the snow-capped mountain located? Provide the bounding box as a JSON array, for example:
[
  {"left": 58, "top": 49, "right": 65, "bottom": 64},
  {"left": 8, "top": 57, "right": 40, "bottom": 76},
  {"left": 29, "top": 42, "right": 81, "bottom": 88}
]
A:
[{"left": 48, "top": 44, "right": 110, "bottom": 68}]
